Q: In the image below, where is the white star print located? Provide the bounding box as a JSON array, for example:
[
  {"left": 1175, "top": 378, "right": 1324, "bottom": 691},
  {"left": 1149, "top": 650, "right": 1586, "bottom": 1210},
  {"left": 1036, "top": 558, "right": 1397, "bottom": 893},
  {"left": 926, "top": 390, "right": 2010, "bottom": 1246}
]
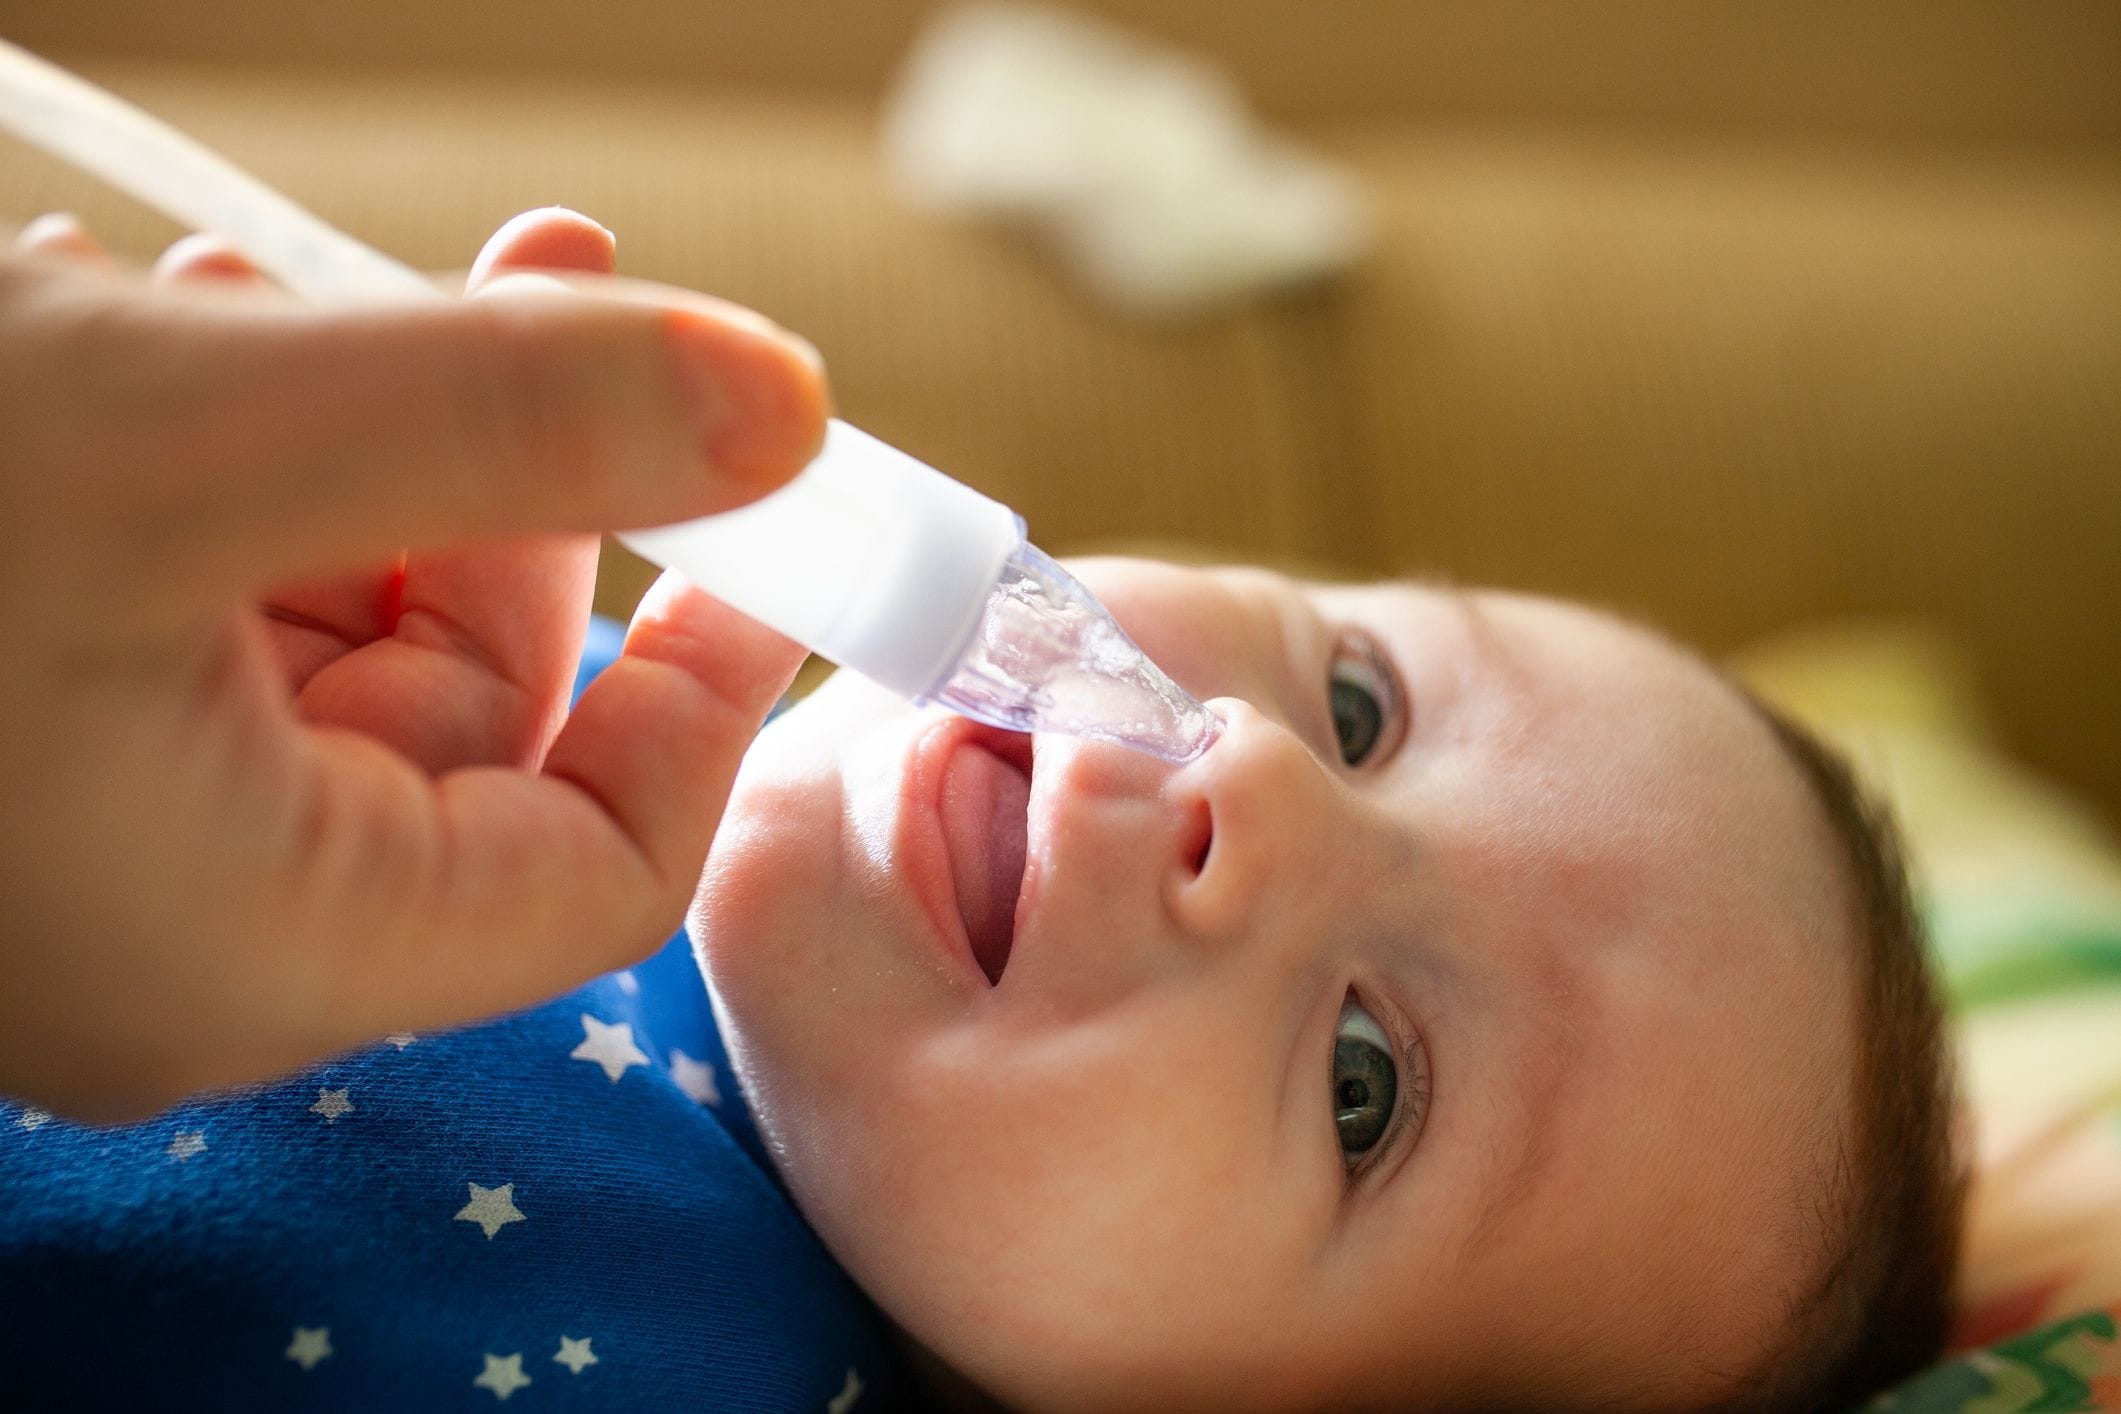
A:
[
  {"left": 569, "top": 1013, "right": 649, "bottom": 1083},
  {"left": 828, "top": 1366, "right": 864, "bottom": 1413},
  {"left": 614, "top": 969, "right": 640, "bottom": 995},
  {"left": 668, "top": 1050, "right": 721, "bottom": 1107},
  {"left": 383, "top": 1032, "right": 416, "bottom": 1050},
  {"left": 166, "top": 1131, "right": 207, "bottom": 1162},
  {"left": 553, "top": 1335, "right": 598, "bottom": 1375},
  {"left": 474, "top": 1352, "right": 532, "bottom": 1401},
  {"left": 285, "top": 1326, "right": 333, "bottom": 1370},
  {"left": 309, "top": 1088, "right": 353, "bottom": 1123},
  {"left": 454, "top": 1181, "right": 526, "bottom": 1239},
  {"left": 15, "top": 1107, "right": 51, "bottom": 1131}
]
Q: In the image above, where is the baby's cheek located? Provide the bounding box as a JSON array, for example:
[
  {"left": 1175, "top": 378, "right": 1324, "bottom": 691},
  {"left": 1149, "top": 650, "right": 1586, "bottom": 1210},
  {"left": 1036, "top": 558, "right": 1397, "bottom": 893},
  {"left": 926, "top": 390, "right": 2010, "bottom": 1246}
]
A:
[{"left": 981, "top": 1063, "right": 1302, "bottom": 1362}]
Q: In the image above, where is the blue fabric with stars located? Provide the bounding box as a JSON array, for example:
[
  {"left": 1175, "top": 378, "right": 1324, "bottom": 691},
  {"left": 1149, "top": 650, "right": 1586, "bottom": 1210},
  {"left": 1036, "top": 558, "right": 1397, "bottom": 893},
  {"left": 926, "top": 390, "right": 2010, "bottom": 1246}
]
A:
[{"left": 0, "top": 618, "right": 904, "bottom": 1412}]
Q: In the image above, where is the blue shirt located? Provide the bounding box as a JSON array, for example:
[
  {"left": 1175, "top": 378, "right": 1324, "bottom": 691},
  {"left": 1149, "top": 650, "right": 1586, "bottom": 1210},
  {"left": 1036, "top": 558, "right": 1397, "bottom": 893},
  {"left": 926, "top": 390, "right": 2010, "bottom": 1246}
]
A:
[{"left": 0, "top": 618, "right": 905, "bottom": 1411}]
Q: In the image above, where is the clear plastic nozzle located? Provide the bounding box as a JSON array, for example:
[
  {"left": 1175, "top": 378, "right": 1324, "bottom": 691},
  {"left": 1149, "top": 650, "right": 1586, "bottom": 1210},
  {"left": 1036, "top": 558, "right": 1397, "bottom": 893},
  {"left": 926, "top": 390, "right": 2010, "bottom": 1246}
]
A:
[{"left": 929, "top": 543, "right": 1220, "bottom": 763}]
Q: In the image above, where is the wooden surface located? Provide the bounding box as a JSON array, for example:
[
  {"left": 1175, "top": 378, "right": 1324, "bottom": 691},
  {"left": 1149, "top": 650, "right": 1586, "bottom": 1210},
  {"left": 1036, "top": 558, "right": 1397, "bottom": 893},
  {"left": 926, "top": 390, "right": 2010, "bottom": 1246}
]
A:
[{"left": 3, "top": 1, "right": 2117, "bottom": 145}]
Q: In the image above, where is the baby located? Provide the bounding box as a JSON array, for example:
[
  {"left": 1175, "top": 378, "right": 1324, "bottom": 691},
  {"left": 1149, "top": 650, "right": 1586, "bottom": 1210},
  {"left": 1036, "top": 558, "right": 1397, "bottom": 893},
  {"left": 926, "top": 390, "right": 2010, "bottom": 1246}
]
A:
[
  {"left": 696, "top": 556, "right": 1965, "bottom": 1410},
  {"left": 0, "top": 556, "right": 1962, "bottom": 1411}
]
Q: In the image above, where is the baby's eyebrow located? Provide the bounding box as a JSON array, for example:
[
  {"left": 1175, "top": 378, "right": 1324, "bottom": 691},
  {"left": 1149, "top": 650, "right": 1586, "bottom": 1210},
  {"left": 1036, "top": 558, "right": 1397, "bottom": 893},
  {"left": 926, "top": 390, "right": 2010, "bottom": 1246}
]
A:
[
  {"left": 1380, "top": 576, "right": 1519, "bottom": 693},
  {"left": 1385, "top": 574, "right": 1486, "bottom": 633},
  {"left": 1386, "top": 571, "right": 1458, "bottom": 599},
  {"left": 1453, "top": 1010, "right": 1586, "bottom": 1269},
  {"left": 1460, "top": 1103, "right": 1551, "bottom": 1263},
  {"left": 1438, "top": 583, "right": 1513, "bottom": 665}
]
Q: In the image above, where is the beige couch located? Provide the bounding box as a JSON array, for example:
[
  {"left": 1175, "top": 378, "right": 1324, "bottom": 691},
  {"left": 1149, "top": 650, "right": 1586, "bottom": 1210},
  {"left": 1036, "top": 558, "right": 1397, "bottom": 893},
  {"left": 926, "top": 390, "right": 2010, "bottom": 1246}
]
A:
[{"left": 5, "top": 1, "right": 2117, "bottom": 821}]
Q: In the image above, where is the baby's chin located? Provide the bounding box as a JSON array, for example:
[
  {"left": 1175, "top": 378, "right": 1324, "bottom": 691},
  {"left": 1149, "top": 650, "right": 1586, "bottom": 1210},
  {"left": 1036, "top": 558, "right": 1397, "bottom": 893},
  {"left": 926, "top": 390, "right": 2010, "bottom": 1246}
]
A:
[{"left": 693, "top": 668, "right": 957, "bottom": 1140}]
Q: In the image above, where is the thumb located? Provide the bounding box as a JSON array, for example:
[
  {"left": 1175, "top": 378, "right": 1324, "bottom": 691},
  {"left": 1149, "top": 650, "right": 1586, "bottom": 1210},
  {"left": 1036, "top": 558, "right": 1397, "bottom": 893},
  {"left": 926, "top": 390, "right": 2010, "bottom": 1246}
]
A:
[{"left": 9, "top": 259, "right": 826, "bottom": 607}]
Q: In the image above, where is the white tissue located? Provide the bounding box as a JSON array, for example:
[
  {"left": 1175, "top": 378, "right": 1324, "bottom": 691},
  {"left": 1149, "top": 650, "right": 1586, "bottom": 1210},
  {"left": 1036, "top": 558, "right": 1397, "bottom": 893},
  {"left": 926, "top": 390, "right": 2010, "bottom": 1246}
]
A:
[{"left": 882, "top": 3, "right": 1371, "bottom": 318}]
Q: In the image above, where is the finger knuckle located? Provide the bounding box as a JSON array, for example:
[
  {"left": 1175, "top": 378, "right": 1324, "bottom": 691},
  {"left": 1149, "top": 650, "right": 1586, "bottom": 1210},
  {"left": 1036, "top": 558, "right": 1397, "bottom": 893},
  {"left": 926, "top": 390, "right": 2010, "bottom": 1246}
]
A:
[
  {"left": 0, "top": 270, "right": 199, "bottom": 599},
  {"left": 454, "top": 301, "right": 636, "bottom": 513}
]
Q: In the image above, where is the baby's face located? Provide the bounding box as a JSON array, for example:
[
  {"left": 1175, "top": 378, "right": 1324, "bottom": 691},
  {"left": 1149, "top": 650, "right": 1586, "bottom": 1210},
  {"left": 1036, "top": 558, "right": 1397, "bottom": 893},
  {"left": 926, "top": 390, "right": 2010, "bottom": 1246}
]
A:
[{"left": 695, "top": 560, "right": 1858, "bottom": 1409}]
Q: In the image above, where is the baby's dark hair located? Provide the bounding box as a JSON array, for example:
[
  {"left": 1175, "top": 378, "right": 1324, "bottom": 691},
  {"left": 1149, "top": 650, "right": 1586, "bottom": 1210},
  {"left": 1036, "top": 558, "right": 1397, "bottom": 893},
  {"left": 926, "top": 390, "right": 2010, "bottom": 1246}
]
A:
[{"left": 1719, "top": 694, "right": 1966, "bottom": 1412}]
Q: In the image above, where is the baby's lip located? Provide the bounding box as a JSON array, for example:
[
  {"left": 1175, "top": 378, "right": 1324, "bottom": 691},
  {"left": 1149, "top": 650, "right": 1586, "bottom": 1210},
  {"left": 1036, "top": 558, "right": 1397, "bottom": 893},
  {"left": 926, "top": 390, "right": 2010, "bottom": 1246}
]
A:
[
  {"left": 939, "top": 729, "right": 1033, "bottom": 985},
  {"left": 898, "top": 718, "right": 1036, "bottom": 989}
]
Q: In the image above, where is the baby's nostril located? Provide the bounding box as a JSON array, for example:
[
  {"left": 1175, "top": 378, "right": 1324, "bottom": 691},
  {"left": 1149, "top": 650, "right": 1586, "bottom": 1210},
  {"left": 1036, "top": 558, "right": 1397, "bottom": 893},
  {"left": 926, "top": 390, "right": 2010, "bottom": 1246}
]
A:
[{"left": 1184, "top": 800, "right": 1213, "bottom": 878}]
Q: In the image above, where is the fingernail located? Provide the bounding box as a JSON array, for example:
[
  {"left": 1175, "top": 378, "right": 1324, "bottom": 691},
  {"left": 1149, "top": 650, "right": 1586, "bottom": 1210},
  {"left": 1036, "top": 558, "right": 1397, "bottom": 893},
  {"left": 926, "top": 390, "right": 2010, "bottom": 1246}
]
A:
[
  {"left": 661, "top": 303, "right": 829, "bottom": 494},
  {"left": 14, "top": 212, "right": 109, "bottom": 265},
  {"left": 520, "top": 205, "right": 612, "bottom": 243},
  {"left": 469, "top": 208, "right": 615, "bottom": 290},
  {"left": 17, "top": 211, "right": 83, "bottom": 246},
  {"left": 152, "top": 232, "right": 260, "bottom": 284},
  {"left": 560, "top": 207, "right": 615, "bottom": 251}
]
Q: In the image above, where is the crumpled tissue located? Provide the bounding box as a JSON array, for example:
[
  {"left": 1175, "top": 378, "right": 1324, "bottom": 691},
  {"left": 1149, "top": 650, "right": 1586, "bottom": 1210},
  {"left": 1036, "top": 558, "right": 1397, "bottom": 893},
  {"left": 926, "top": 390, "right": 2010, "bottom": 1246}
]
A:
[{"left": 882, "top": 3, "right": 1372, "bottom": 319}]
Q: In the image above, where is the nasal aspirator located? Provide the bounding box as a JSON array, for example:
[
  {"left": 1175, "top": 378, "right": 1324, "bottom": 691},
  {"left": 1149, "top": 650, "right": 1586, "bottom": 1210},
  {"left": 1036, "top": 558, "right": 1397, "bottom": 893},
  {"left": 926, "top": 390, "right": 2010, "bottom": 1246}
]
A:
[{"left": 0, "top": 40, "right": 1219, "bottom": 763}]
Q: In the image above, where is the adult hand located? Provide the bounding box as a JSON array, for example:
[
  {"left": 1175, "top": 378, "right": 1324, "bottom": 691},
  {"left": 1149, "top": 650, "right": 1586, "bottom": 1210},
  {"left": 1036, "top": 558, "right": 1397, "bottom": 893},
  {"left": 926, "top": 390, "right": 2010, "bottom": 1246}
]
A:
[{"left": 0, "top": 208, "right": 820, "bottom": 1119}]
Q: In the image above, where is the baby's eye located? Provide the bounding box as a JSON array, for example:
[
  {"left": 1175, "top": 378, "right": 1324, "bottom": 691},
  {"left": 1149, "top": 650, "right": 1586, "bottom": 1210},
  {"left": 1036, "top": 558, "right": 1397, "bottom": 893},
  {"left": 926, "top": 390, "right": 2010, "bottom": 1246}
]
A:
[
  {"left": 1333, "top": 999, "right": 1398, "bottom": 1168},
  {"left": 1327, "top": 631, "right": 1405, "bottom": 768}
]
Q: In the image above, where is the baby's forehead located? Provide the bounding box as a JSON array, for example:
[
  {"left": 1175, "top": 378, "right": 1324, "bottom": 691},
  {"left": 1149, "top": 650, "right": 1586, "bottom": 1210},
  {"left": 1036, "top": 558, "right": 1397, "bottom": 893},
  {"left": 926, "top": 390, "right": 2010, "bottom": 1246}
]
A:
[
  {"left": 1316, "top": 580, "right": 1756, "bottom": 753},
  {"left": 1357, "top": 581, "right": 1833, "bottom": 913}
]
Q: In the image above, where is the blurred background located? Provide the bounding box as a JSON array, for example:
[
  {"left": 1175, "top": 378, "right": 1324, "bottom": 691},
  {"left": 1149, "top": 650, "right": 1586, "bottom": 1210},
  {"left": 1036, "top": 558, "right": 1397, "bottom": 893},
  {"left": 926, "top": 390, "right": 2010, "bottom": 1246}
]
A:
[{"left": 2, "top": 1, "right": 2117, "bottom": 828}]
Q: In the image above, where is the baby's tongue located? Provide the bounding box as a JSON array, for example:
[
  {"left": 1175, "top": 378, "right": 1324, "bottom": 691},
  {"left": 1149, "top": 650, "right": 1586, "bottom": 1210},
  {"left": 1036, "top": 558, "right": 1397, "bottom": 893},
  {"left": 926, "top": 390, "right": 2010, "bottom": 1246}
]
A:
[{"left": 938, "top": 741, "right": 1031, "bottom": 985}]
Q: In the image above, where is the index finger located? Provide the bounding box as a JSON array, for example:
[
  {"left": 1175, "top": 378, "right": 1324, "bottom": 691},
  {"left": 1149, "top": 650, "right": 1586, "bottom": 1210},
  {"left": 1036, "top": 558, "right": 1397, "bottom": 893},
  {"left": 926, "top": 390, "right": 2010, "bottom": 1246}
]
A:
[{"left": 23, "top": 259, "right": 827, "bottom": 611}]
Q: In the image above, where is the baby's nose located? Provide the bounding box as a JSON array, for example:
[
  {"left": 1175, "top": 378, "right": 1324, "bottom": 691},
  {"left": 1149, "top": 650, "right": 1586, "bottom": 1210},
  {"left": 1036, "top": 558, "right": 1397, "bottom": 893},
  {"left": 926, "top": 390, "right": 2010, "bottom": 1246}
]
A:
[
  {"left": 1162, "top": 698, "right": 1341, "bottom": 940},
  {"left": 1064, "top": 558, "right": 1288, "bottom": 707}
]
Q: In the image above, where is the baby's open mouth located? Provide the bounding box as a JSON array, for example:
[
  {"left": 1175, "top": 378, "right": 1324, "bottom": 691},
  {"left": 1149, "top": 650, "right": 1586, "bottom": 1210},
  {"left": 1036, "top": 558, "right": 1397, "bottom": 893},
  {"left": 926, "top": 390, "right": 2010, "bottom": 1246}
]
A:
[{"left": 937, "top": 730, "right": 1034, "bottom": 984}]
